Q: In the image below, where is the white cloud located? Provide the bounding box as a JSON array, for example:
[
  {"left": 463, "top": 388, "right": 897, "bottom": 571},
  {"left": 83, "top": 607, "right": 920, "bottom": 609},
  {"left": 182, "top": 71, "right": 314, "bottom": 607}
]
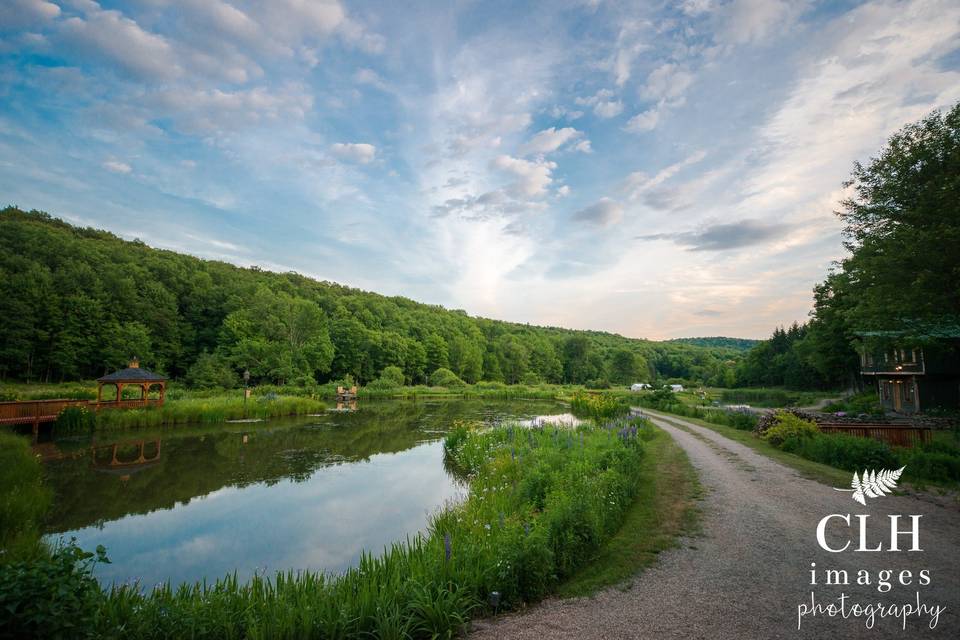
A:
[
  {"left": 575, "top": 89, "right": 624, "bottom": 119},
  {"left": 624, "top": 150, "right": 707, "bottom": 200},
  {"left": 59, "top": 5, "right": 179, "bottom": 80},
  {"left": 492, "top": 154, "right": 556, "bottom": 197},
  {"left": 355, "top": 68, "right": 389, "bottom": 91},
  {"left": 102, "top": 160, "right": 132, "bottom": 174},
  {"left": 518, "top": 127, "right": 587, "bottom": 156},
  {"left": 640, "top": 63, "right": 694, "bottom": 102},
  {"left": 720, "top": 0, "right": 805, "bottom": 45},
  {"left": 572, "top": 197, "right": 623, "bottom": 227},
  {"left": 0, "top": 0, "right": 60, "bottom": 29},
  {"left": 330, "top": 142, "right": 377, "bottom": 164},
  {"left": 624, "top": 108, "right": 660, "bottom": 132}
]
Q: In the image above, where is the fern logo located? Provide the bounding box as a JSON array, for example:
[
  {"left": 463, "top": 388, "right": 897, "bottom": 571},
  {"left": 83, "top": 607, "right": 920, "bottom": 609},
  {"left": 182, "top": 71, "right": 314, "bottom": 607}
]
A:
[{"left": 834, "top": 467, "right": 905, "bottom": 505}]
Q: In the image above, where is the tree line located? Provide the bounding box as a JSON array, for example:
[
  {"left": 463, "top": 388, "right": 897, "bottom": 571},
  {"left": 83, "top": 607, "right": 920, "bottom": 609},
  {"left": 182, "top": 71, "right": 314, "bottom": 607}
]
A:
[
  {"left": 0, "top": 207, "right": 744, "bottom": 388},
  {"left": 736, "top": 103, "right": 960, "bottom": 391}
]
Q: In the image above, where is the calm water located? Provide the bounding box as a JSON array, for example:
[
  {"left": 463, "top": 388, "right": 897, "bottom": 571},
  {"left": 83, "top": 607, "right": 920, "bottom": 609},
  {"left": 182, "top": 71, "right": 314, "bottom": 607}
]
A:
[{"left": 40, "top": 398, "right": 566, "bottom": 587}]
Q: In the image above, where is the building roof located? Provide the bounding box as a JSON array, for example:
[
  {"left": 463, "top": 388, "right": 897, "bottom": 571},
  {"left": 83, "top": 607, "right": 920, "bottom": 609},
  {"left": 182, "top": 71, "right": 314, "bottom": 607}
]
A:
[{"left": 97, "top": 366, "right": 167, "bottom": 383}]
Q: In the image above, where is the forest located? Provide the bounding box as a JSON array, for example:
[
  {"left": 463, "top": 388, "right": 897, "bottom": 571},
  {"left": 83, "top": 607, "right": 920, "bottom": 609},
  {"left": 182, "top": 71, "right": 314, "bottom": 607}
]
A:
[
  {"left": 0, "top": 207, "right": 743, "bottom": 388},
  {"left": 736, "top": 104, "right": 960, "bottom": 391}
]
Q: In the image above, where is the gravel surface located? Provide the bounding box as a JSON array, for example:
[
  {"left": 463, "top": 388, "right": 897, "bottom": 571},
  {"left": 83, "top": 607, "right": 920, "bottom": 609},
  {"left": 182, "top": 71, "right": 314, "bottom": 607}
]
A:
[{"left": 471, "top": 410, "right": 960, "bottom": 639}]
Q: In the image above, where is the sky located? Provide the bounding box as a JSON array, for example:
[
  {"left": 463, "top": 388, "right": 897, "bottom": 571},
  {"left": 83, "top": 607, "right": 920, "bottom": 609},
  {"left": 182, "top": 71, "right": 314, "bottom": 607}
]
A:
[{"left": 1, "top": 0, "right": 958, "bottom": 340}]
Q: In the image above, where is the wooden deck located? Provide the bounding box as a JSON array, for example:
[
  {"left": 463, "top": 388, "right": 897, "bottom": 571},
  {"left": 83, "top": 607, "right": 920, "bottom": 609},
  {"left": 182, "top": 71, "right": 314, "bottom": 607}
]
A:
[{"left": 816, "top": 422, "right": 932, "bottom": 448}]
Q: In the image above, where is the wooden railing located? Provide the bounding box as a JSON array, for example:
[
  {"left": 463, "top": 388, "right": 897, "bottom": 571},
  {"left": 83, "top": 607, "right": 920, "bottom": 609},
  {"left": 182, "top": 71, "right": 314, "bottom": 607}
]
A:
[
  {"left": 817, "top": 422, "right": 931, "bottom": 448},
  {"left": 0, "top": 398, "right": 163, "bottom": 429}
]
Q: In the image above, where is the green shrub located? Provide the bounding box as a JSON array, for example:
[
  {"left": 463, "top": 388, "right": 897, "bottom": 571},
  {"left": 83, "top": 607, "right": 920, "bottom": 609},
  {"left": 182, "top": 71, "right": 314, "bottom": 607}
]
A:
[
  {"left": 184, "top": 352, "right": 238, "bottom": 389},
  {"left": 761, "top": 412, "right": 820, "bottom": 447},
  {"left": 429, "top": 368, "right": 466, "bottom": 387},
  {"left": 569, "top": 392, "right": 629, "bottom": 420},
  {"left": 0, "top": 433, "right": 51, "bottom": 561},
  {"left": 378, "top": 366, "right": 406, "bottom": 387},
  {"left": 0, "top": 540, "right": 108, "bottom": 640}
]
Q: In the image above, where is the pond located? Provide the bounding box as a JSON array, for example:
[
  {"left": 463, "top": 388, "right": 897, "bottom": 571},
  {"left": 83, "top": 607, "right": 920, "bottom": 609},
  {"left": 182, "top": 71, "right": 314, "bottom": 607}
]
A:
[{"left": 39, "top": 398, "right": 568, "bottom": 588}]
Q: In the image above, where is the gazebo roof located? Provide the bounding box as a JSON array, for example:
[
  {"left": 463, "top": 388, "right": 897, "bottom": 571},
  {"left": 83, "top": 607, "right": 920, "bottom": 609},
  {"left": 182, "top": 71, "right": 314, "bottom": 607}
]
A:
[{"left": 97, "top": 366, "right": 166, "bottom": 383}]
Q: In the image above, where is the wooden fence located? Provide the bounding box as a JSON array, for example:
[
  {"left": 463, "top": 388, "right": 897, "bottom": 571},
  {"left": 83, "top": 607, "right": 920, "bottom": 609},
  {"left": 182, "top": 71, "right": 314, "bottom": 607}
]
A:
[{"left": 816, "top": 422, "right": 931, "bottom": 448}]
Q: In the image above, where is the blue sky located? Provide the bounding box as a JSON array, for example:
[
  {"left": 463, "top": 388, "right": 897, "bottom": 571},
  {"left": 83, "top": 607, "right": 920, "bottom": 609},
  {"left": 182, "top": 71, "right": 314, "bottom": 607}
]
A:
[{"left": 1, "top": 0, "right": 958, "bottom": 339}]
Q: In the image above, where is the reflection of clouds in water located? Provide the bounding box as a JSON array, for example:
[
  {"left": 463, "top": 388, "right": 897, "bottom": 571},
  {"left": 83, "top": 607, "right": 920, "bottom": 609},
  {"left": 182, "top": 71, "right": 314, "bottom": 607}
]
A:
[
  {"left": 61, "top": 442, "right": 461, "bottom": 586},
  {"left": 518, "top": 413, "right": 584, "bottom": 428}
]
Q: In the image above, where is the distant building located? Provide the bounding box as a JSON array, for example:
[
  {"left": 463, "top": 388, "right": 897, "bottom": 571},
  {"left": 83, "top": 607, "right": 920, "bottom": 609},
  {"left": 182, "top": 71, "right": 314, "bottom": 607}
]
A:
[
  {"left": 630, "top": 383, "right": 652, "bottom": 391},
  {"left": 859, "top": 334, "right": 960, "bottom": 414},
  {"left": 668, "top": 384, "right": 684, "bottom": 392}
]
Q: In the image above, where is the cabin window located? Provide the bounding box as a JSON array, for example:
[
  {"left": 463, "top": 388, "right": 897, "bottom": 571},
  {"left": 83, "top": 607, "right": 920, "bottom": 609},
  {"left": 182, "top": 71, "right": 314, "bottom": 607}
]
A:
[{"left": 904, "top": 381, "right": 915, "bottom": 403}]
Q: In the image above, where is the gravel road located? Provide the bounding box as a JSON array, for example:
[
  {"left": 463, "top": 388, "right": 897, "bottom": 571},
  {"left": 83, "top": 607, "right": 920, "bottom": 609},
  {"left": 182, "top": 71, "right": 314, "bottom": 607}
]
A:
[{"left": 471, "top": 410, "right": 960, "bottom": 639}]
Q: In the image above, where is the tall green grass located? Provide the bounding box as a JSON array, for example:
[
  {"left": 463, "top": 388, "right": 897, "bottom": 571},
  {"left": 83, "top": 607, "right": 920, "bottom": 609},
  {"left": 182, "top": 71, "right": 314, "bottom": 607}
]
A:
[
  {"left": 94, "top": 396, "right": 326, "bottom": 429},
  {"left": 0, "top": 432, "right": 51, "bottom": 561}
]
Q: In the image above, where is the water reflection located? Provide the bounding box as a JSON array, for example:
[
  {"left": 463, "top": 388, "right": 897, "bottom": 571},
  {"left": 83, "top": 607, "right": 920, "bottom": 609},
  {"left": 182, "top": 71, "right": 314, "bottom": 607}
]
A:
[{"left": 41, "top": 398, "right": 566, "bottom": 586}]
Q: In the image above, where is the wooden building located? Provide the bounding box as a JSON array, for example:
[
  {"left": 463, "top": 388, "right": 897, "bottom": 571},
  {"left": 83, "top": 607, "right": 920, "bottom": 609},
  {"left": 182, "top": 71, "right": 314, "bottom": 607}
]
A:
[{"left": 860, "top": 335, "right": 960, "bottom": 414}]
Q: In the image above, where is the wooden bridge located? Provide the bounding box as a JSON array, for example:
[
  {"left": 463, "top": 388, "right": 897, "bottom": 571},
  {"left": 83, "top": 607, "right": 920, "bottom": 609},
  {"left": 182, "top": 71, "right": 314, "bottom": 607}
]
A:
[{"left": 0, "top": 398, "right": 163, "bottom": 437}]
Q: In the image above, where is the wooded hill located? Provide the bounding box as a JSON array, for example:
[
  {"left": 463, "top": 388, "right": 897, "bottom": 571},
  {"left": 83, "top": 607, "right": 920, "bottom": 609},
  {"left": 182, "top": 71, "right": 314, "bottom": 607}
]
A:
[{"left": 0, "top": 207, "right": 743, "bottom": 387}]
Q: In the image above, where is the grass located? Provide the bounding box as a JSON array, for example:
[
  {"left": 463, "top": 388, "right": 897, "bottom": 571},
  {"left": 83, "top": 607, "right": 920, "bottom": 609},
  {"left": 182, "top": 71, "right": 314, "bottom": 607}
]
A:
[
  {"left": 557, "top": 426, "right": 701, "bottom": 597},
  {"left": 0, "top": 432, "right": 51, "bottom": 561},
  {"left": 93, "top": 395, "right": 326, "bottom": 429},
  {"left": 642, "top": 407, "right": 851, "bottom": 487}
]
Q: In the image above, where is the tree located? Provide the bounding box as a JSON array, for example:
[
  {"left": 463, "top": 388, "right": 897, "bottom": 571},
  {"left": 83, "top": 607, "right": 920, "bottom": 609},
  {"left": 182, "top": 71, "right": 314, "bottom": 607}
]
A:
[
  {"left": 837, "top": 103, "right": 960, "bottom": 331},
  {"left": 609, "top": 349, "right": 645, "bottom": 384},
  {"left": 222, "top": 287, "right": 334, "bottom": 385},
  {"left": 424, "top": 333, "right": 449, "bottom": 373}
]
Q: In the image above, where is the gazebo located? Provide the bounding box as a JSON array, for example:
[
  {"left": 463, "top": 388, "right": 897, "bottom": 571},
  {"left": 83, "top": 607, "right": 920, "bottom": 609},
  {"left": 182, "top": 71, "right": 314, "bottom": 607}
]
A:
[{"left": 96, "top": 358, "right": 167, "bottom": 406}]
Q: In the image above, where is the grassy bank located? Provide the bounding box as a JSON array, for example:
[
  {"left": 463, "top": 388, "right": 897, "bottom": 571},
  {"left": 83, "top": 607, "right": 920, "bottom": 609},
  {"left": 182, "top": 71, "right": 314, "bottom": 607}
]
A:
[
  {"left": 558, "top": 425, "right": 701, "bottom": 597},
  {"left": 1, "top": 416, "right": 653, "bottom": 639}
]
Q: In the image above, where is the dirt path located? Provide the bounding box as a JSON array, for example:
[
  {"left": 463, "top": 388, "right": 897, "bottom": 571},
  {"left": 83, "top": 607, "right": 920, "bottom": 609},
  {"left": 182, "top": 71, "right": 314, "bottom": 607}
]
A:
[{"left": 471, "top": 410, "right": 960, "bottom": 639}]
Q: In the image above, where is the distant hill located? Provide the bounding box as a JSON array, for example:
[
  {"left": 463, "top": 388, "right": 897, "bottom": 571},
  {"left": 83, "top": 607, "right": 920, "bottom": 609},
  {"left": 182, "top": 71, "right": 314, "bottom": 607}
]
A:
[
  {"left": 0, "top": 206, "right": 746, "bottom": 386},
  {"left": 667, "top": 337, "right": 760, "bottom": 352}
]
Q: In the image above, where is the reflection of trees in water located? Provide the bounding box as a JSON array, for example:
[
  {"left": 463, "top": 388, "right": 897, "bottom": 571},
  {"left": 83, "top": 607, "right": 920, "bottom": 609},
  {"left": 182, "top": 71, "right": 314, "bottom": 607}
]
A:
[{"left": 43, "top": 399, "right": 564, "bottom": 533}]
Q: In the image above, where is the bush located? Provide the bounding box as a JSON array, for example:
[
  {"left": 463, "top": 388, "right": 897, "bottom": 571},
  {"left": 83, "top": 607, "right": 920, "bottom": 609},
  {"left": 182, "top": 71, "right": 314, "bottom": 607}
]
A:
[
  {"left": 184, "top": 352, "right": 238, "bottom": 389},
  {"left": 520, "top": 372, "right": 542, "bottom": 386},
  {"left": 781, "top": 433, "right": 899, "bottom": 472},
  {"left": 378, "top": 366, "right": 406, "bottom": 387},
  {"left": 569, "top": 392, "right": 629, "bottom": 420},
  {"left": 762, "top": 412, "right": 819, "bottom": 447},
  {"left": 0, "top": 540, "right": 108, "bottom": 640},
  {"left": 429, "top": 368, "right": 466, "bottom": 387}
]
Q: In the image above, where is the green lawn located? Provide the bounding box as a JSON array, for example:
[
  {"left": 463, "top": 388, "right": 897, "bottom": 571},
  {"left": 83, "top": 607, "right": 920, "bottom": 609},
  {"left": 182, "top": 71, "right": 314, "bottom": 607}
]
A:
[{"left": 557, "top": 426, "right": 702, "bottom": 597}]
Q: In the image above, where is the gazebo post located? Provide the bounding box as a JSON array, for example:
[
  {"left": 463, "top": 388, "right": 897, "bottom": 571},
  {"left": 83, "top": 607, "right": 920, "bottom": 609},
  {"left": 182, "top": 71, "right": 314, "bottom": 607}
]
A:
[
  {"left": 116, "top": 383, "right": 122, "bottom": 402},
  {"left": 97, "top": 383, "right": 102, "bottom": 403}
]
